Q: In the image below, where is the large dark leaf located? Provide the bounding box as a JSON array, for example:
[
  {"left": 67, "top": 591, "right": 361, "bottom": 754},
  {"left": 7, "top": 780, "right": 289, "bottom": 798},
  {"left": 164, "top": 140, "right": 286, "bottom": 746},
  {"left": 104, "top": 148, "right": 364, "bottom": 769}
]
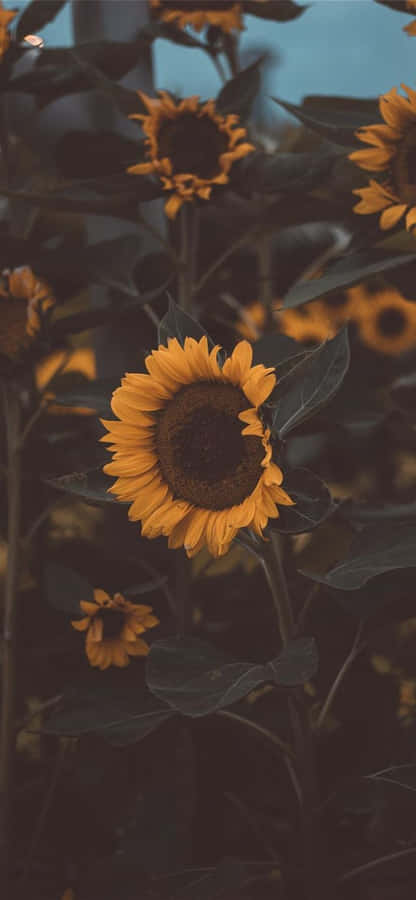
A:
[
  {"left": 137, "top": 21, "right": 207, "bottom": 49},
  {"left": 216, "top": 59, "right": 262, "bottom": 119},
  {"left": 158, "top": 298, "right": 213, "bottom": 348},
  {"left": 283, "top": 249, "right": 416, "bottom": 308},
  {"left": 45, "top": 563, "right": 93, "bottom": 616},
  {"left": 243, "top": 0, "right": 306, "bottom": 20},
  {"left": 302, "top": 522, "right": 416, "bottom": 590},
  {"left": 374, "top": 0, "right": 409, "bottom": 13},
  {"left": 53, "top": 379, "right": 117, "bottom": 417},
  {"left": 16, "top": 0, "right": 68, "bottom": 41},
  {"left": 272, "top": 328, "right": 350, "bottom": 438},
  {"left": 44, "top": 679, "right": 173, "bottom": 746},
  {"left": 146, "top": 636, "right": 318, "bottom": 717},
  {"left": 252, "top": 332, "right": 307, "bottom": 370},
  {"left": 271, "top": 467, "right": 333, "bottom": 534},
  {"left": 235, "top": 148, "right": 337, "bottom": 194},
  {"left": 0, "top": 180, "right": 163, "bottom": 220},
  {"left": 272, "top": 94, "right": 380, "bottom": 147},
  {"left": 45, "top": 466, "right": 117, "bottom": 505}
]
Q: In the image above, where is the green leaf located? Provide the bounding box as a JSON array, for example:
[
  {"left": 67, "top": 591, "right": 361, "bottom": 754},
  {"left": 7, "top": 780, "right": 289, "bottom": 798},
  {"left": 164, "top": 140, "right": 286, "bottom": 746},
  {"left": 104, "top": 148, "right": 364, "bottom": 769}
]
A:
[
  {"left": 0, "top": 180, "right": 163, "bottom": 220},
  {"left": 146, "top": 636, "right": 317, "bottom": 717},
  {"left": 16, "top": 0, "right": 68, "bottom": 41},
  {"left": 374, "top": 0, "right": 409, "bottom": 13},
  {"left": 283, "top": 250, "right": 416, "bottom": 308},
  {"left": 53, "top": 379, "right": 117, "bottom": 417},
  {"left": 271, "top": 94, "right": 380, "bottom": 147},
  {"left": 45, "top": 563, "right": 93, "bottom": 616},
  {"left": 45, "top": 466, "right": 117, "bottom": 505},
  {"left": 302, "top": 522, "right": 416, "bottom": 590},
  {"left": 43, "top": 678, "right": 173, "bottom": 745},
  {"left": 216, "top": 58, "right": 262, "bottom": 120},
  {"left": 271, "top": 467, "right": 333, "bottom": 534},
  {"left": 171, "top": 858, "right": 248, "bottom": 900},
  {"left": 158, "top": 298, "right": 213, "bottom": 348},
  {"left": 252, "top": 332, "right": 306, "bottom": 369},
  {"left": 243, "top": 0, "right": 307, "bottom": 20},
  {"left": 235, "top": 148, "right": 337, "bottom": 193},
  {"left": 272, "top": 328, "right": 350, "bottom": 438}
]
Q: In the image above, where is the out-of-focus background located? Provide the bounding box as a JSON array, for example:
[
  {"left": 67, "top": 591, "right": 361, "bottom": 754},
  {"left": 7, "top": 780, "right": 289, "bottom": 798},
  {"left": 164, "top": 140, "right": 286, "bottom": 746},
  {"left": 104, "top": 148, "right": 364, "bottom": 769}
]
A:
[{"left": 6, "top": 0, "right": 416, "bottom": 105}]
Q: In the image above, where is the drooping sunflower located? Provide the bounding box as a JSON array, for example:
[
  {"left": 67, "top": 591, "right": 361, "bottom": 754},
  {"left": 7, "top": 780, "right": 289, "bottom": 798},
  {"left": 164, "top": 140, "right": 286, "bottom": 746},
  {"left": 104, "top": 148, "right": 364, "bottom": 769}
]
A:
[
  {"left": 0, "top": 1, "right": 16, "bottom": 60},
  {"left": 350, "top": 84, "right": 416, "bottom": 232},
  {"left": 0, "top": 266, "right": 55, "bottom": 362},
  {"left": 350, "top": 283, "right": 416, "bottom": 355},
  {"left": 71, "top": 589, "right": 159, "bottom": 670},
  {"left": 101, "top": 337, "right": 294, "bottom": 559},
  {"left": 150, "top": 0, "right": 244, "bottom": 32},
  {"left": 127, "top": 91, "right": 254, "bottom": 219}
]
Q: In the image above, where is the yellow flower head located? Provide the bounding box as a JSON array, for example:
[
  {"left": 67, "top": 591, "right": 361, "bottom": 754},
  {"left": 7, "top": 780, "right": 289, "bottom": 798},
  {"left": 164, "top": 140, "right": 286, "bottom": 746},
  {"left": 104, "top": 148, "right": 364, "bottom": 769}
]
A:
[
  {"left": 127, "top": 91, "right": 254, "bottom": 218},
  {"left": 150, "top": 0, "right": 244, "bottom": 33},
  {"left": 350, "top": 84, "right": 416, "bottom": 232},
  {"left": 0, "top": 266, "right": 55, "bottom": 362},
  {"left": 0, "top": 1, "right": 16, "bottom": 60},
  {"left": 71, "top": 589, "right": 159, "bottom": 670},
  {"left": 348, "top": 283, "right": 416, "bottom": 355},
  {"left": 236, "top": 299, "right": 338, "bottom": 345},
  {"left": 101, "top": 337, "right": 294, "bottom": 559}
]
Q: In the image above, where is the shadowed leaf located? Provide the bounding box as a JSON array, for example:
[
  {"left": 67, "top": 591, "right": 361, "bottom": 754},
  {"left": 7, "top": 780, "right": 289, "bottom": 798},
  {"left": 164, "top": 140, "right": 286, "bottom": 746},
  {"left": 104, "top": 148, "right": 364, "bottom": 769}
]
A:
[
  {"left": 45, "top": 467, "right": 117, "bottom": 505},
  {"left": 217, "top": 58, "right": 262, "bottom": 119},
  {"left": 16, "top": 0, "right": 67, "bottom": 41},
  {"left": 244, "top": 0, "right": 306, "bottom": 20},
  {"left": 271, "top": 467, "right": 333, "bottom": 534},
  {"left": 158, "top": 298, "right": 213, "bottom": 348},
  {"left": 272, "top": 94, "right": 380, "bottom": 147}
]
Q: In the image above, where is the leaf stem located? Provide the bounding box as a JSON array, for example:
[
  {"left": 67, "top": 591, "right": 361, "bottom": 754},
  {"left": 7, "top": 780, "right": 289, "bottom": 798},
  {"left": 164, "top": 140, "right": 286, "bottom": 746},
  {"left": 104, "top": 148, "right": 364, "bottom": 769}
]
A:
[
  {"left": 316, "top": 620, "right": 365, "bottom": 731},
  {"left": 0, "top": 381, "right": 22, "bottom": 884}
]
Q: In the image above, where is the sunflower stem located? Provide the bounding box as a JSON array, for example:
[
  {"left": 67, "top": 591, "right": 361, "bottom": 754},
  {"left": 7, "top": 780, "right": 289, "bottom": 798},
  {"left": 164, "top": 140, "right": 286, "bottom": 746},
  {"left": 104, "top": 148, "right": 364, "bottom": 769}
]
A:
[
  {"left": 257, "top": 234, "right": 275, "bottom": 332},
  {"left": 178, "top": 203, "right": 195, "bottom": 314},
  {"left": 0, "top": 380, "right": 22, "bottom": 887},
  {"left": 262, "top": 531, "right": 333, "bottom": 898}
]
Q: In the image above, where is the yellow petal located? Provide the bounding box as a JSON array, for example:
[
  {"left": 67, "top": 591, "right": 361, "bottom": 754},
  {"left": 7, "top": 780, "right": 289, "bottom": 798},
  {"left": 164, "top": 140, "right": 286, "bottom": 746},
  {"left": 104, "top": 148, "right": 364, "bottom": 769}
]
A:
[{"left": 379, "top": 204, "right": 407, "bottom": 230}]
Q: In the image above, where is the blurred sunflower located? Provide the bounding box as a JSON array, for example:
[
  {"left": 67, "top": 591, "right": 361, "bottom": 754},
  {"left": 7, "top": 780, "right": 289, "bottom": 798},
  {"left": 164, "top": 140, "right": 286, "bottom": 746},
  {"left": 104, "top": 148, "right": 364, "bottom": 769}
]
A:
[
  {"left": 150, "top": 0, "right": 244, "bottom": 32},
  {"left": 404, "top": 0, "right": 416, "bottom": 36},
  {"left": 0, "top": 2, "right": 16, "bottom": 59},
  {"left": 0, "top": 266, "right": 55, "bottom": 362},
  {"left": 72, "top": 589, "right": 159, "bottom": 670},
  {"left": 101, "top": 337, "right": 293, "bottom": 559},
  {"left": 351, "top": 284, "right": 416, "bottom": 355},
  {"left": 279, "top": 302, "right": 336, "bottom": 345},
  {"left": 36, "top": 347, "right": 96, "bottom": 415},
  {"left": 127, "top": 91, "right": 254, "bottom": 218},
  {"left": 350, "top": 83, "right": 416, "bottom": 232}
]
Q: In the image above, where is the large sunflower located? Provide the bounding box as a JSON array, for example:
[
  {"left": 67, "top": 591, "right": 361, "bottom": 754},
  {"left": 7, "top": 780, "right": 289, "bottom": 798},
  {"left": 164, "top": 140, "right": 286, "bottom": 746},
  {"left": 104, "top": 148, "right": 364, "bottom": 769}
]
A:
[
  {"left": 150, "top": 0, "right": 244, "bottom": 32},
  {"left": 101, "top": 337, "right": 293, "bottom": 559},
  {"left": 72, "top": 589, "right": 159, "bottom": 670},
  {"left": 0, "top": 1, "right": 16, "bottom": 60},
  {"left": 350, "top": 84, "right": 416, "bottom": 232},
  {"left": 0, "top": 266, "right": 55, "bottom": 362},
  {"left": 348, "top": 283, "right": 416, "bottom": 355},
  {"left": 127, "top": 91, "right": 254, "bottom": 219}
]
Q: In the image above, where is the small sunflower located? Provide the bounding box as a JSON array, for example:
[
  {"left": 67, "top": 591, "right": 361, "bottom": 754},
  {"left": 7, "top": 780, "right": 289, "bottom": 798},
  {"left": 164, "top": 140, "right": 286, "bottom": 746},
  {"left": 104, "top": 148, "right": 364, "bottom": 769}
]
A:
[
  {"left": 351, "top": 284, "right": 416, "bottom": 355},
  {"left": 127, "top": 91, "right": 254, "bottom": 219},
  {"left": 0, "top": 266, "right": 55, "bottom": 362},
  {"left": 350, "top": 84, "right": 416, "bottom": 232},
  {"left": 101, "top": 337, "right": 294, "bottom": 559},
  {"left": 0, "top": 2, "right": 16, "bottom": 60},
  {"left": 279, "top": 302, "right": 336, "bottom": 346},
  {"left": 71, "top": 589, "right": 159, "bottom": 670},
  {"left": 150, "top": 1, "right": 244, "bottom": 33}
]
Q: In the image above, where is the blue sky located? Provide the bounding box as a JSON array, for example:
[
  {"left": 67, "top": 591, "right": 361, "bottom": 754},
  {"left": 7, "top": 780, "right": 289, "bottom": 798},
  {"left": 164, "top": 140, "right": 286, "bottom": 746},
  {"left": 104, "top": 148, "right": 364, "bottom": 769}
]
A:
[{"left": 5, "top": 1, "right": 416, "bottom": 104}]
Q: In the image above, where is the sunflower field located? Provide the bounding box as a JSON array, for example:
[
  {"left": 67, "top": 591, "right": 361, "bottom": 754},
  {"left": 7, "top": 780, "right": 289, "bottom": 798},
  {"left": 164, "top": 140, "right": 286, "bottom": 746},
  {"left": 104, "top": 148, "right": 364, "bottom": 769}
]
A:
[{"left": 2, "top": 1, "right": 416, "bottom": 898}]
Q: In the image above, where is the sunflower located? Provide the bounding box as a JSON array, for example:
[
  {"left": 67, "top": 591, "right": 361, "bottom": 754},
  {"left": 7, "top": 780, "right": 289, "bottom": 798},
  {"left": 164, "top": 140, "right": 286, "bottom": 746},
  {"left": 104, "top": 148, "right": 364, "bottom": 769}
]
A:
[
  {"left": 150, "top": 1, "right": 244, "bottom": 33},
  {"left": 36, "top": 347, "right": 96, "bottom": 416},
  {"left": 127, "top": 91, "right": 254, "bottom": 219},
  {"left": 101, "top": 337, "right": 293, "bottom": 559},
  {"left": 0, "top": 266, "right": 55, "bottom": 362},
  {"left": 0, "top": 2, "right": 16, "bottom": 60},
  {"left": 71, "top": 589, "right": 159, "bottom": 669},
  {"left": 350, "top": 284, "right": 416, "bottom": 355},
  {"left": 404, "top": 0, "right": 416, "bottom": 35},
  {"left": 350, "top": 84, "right": 416, "bottom": 232},
  {"left": 279, "top": 302, "right": 336, "bottom": 345}
]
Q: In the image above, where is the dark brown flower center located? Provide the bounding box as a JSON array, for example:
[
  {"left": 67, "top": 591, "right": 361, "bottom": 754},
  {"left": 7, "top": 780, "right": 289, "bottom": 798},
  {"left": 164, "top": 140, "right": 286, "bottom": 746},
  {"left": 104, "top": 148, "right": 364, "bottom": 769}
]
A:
[
  {"left": 376, "top": 306, "right": 407, "bottom": 337},
  {"left": 158, "top": 112, "right": 229, "bottom": 179},
  {"left": 156, "top": 381, "right": 265, "bottom": 510},
  {"left": 99, "top": 607, "right": 126, "bottom": 640},
  {"left": 393, "top": 126, "right": 416, "bottom": 203},
  {"left": 0, "top": 297, "right": 30, "bottom": 361}
]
